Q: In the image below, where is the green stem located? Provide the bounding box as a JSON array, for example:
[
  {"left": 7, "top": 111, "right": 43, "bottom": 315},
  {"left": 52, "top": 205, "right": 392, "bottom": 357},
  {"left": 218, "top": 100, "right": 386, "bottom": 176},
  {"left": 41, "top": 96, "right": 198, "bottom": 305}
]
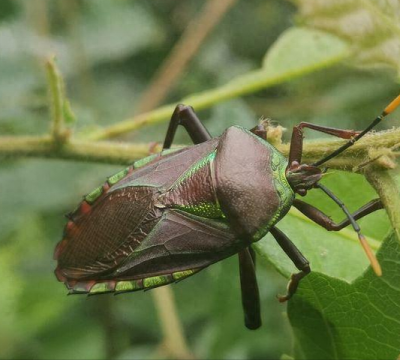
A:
[
  {"left": 0, "top": 136, "right": 157, "bottom": 164},
  {"left": 84, "top": 52, "right": 348, "bottom": 141},
  {"left": 365, "top": 169, "right": 400, "bottom": 239},
  {"left": 152, "top": 287, "right": 195, "bottom": 360},
  {"left": 1, "top": 128, "right": 399, "bottom": 168},
  {"left": 46, "top": 57, "right": 67, "bottom": 143}
]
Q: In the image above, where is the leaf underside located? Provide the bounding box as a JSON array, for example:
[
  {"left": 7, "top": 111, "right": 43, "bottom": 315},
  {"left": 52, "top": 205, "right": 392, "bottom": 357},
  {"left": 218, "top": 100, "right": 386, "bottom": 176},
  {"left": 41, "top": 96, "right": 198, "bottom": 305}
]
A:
[{"left": 288, "top": 232, "right": 400, "bottom": 360}]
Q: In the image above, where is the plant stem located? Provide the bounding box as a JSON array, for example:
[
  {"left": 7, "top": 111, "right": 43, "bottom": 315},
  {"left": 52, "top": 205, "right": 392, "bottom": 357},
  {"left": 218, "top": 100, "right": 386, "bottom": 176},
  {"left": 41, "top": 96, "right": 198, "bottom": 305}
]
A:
[
  {"left": 0, "top": 136, "right": 157, "bottom": 164},
  {"left": 365, "top": 169, "right": 400, "bottom": 239},
  {"left": 152, "top": 287, "right": 195, "bottom": 360},
  {"left": 84, "top": 52, "right": 348, "bottom": 141},
  {"left": 1, "top": 128, "right": 399, "bottom": 169},
  {"left": 137, "top": 0, "right": 238, "bottom": 113}
]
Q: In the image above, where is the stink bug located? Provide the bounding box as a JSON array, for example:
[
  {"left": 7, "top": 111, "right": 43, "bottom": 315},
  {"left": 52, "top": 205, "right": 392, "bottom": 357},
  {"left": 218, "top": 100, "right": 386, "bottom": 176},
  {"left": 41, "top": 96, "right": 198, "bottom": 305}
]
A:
[{"left": 55, "top": 94, "right": 400, "bottom": 330}]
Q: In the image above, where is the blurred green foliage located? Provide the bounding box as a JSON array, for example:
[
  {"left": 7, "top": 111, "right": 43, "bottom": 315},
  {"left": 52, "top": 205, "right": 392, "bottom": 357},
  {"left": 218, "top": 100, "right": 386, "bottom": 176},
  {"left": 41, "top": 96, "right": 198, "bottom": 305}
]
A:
[
  {"left": 288, "top": 232, "right": 400, "bottom": 359},
  {"left": 0, "top": 1, "right": 399, "bottom": 359}
]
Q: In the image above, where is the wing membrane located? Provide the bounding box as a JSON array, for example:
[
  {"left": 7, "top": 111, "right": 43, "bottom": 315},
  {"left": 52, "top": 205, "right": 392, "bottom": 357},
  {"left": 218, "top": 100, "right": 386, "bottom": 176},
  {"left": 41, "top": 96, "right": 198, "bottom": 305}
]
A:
[{"left": 113, "top": 209, "right": 240, "bottom": 279}]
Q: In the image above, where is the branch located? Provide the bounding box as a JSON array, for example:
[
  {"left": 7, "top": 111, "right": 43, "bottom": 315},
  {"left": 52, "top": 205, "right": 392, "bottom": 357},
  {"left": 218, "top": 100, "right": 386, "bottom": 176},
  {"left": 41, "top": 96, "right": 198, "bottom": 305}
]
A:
[
  {"left": 0, "top": 136, "right": 159, "bottom": 165},
  {"left": 84, "top": 53, "right": 347, "bottom": 141},
  {"left": 1, "top": 128, "right": 399, "bottom": 170},
  {"left": 280, "top": 128, "right": 400, "bottom": 169},
  {"left": 137, "top": 0, "right": 238, "bottom": 113},
  {"left": 366, "top": 169, "right": 400, "bottom": 239},
  {"left": 152, "top": 287, "right": 195, "bottom": 360}
]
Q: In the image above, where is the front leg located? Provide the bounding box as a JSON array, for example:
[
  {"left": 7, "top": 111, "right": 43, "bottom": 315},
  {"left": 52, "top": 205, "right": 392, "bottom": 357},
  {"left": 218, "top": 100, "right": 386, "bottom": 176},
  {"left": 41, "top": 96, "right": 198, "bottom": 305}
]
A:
[
  {"left": 288, "top": 122, "right": 361, "bottom": 165},
  {"left": 292, "top": 196, "right": 384, "bottom": 278},
  {"left": 293, "top": 198, "right": 383, "bottom": 231}
]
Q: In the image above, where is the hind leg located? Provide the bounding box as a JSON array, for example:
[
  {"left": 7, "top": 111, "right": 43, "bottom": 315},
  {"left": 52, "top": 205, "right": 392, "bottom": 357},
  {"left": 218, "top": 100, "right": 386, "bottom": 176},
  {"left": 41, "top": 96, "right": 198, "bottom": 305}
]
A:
[{"left": 163, "top": 104, "right": 211, "bottom": 148}]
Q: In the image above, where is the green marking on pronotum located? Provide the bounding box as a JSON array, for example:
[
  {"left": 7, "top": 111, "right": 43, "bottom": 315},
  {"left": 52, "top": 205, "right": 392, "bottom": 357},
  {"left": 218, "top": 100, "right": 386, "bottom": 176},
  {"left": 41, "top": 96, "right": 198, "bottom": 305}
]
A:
[
  {"left": 270, "top": 150, "right": 294, "bottom": 223},
  {"left": 252, "top": 146, "right": 294, "bottom": 241},
  {"left": 174, "top": 150, "right": 216, "bottom": 187},
  {"left": 143, "top": 275, "right": 171, "bottom": 288},
  {"left": 85, "top": 185, "right": 104, "bottom": 204},
  {"left": 170, "top": 150, "right": 225, "bottom": 219},
  {"left": 108, "top": 167, "right": 129, "bottom": 186}
]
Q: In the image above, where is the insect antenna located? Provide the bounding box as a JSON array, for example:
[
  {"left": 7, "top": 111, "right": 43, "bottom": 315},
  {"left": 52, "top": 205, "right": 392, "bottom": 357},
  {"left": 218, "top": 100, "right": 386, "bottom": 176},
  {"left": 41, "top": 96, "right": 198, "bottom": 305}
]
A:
[
  {"left": 316, "top": 183, "right": 382, "bottom": 276},
  {"left": 313, "top": 93, "right": 400, "bottom": 167}
]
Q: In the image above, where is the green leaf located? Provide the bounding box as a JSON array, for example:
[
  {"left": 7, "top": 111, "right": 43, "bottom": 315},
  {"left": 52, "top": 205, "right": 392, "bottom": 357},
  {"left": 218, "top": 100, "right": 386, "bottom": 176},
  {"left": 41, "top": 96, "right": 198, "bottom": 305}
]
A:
[
  {"left": 254, "top": 171, "right": 389, "bottom": 282},
  {"left": 88, "top": 26, "right": 350, "bottom": 140},
  {"left": 288, "top": 232, "right": 400, "bottom": 360},
  {"left": 292, "top": 0, "right": 400, "bottom": 74},
  {"left": 255, "top": 208, "right": 380, "bottom": 282},
  {"left": 187, "top": 27, "right": 350, "bottom": 103},
  {"left": 252, "top": 163, "right": 398, "bottom": 360},
  {"left": 262, "top": 27, "right": 348, "bottom": 77}
]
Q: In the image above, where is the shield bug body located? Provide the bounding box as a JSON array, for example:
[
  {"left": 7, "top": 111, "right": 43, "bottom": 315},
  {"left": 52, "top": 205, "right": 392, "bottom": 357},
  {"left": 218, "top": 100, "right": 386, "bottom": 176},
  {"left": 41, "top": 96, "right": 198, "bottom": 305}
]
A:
[{"left": 55, "top": 95, "right": 400, "bottom": 329}]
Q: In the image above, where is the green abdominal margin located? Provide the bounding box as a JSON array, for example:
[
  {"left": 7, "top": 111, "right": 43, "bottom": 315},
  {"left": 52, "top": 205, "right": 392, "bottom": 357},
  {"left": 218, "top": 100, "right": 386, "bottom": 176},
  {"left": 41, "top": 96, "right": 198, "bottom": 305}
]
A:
[
  {"left": 70, "top": 269, "right": 202, "bottom": 295},
  {"left": 253, "top": 150, "right": 294, "bottom": 241}
]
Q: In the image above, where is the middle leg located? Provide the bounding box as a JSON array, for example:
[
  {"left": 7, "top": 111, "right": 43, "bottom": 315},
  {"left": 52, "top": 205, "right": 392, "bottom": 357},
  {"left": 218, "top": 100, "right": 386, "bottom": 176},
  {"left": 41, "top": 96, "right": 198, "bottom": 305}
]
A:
[
  {"left": 289, "top": 122, "right": 361, "bottom": 165},
  {"left": 163, "top": 104, "right": 212, "bottom": 149}
]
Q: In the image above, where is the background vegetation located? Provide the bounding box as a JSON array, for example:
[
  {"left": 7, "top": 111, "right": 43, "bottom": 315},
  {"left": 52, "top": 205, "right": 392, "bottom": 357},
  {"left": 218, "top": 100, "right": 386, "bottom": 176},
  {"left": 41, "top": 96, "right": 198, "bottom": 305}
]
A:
[{"left": 0, "top": 1, "right": 399, "bottom": 359}]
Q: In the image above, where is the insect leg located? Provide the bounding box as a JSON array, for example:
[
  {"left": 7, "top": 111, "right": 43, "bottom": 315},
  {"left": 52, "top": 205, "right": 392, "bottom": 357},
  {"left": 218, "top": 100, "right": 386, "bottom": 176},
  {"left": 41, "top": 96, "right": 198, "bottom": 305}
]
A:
[
  {"left": 313, "top": 93, "right": 400, "bottom": 166},
  {"left": 238, "top": 247, "right": 261, "bottom": 330},
  {"left": 163, "top": 104, "right": 212, "bottom": 149},
  {"left": 293, "top": 198, "right": 383, "bottom": 231},
  {"left": 314, "top": 184, "right": 382, "bottom": 276},
  {"left": 248, "top": 245, "right": 256, "bottom": 266},
  {"left": 269, "top": 226, "right": 311, "bottom": 302},
  {"left": 289, "top": 122, "right": 362, "bottom": 164}
]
